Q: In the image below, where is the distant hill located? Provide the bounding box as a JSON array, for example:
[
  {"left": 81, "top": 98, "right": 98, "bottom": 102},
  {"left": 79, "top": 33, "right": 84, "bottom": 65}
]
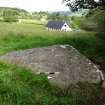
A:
[
  {"left": 51, "top": 10, "right": 88, "bottom": 17},
  {"left": 0, "top": 7, "right": 29, "bottom": 18},
  {"left": 0, "top": 7, "right": 28, "bottom": 13},
  {"left": 50, "top": 11, "right": 71, "bottom": 16}
]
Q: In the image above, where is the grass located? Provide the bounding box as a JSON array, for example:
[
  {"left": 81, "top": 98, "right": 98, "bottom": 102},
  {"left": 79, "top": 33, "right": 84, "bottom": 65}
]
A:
[
  {"left": 0, "top": 62, "right": 105, "bottom": 105},
  {"left": 21, "top": 19, "right": 47, "bottom": 25},
  {"left": 0, "top": 62, "right": 86, "bottom": 105},
  {"left": 0, "top": 22, "right": 105, "bottom": 62},
  {"left": 0, "top": 22, "right": 105, "bottom": 105}
]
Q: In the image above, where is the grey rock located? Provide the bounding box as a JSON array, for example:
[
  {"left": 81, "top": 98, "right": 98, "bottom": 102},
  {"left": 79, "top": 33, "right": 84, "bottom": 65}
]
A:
[{"left": 0, "top": 45, "right": 104, "bottom": 87}]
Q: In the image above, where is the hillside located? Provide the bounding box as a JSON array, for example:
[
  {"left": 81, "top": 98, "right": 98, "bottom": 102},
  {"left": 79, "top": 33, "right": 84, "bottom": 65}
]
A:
[{"left": 0, "top": 7, "right": 28, "bottom": 14}]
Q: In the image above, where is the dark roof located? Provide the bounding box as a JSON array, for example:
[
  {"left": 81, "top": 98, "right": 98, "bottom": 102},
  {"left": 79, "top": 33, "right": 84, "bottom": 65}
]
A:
[{"left": 47, "top": 21, "right": 65, "bottom": 29}]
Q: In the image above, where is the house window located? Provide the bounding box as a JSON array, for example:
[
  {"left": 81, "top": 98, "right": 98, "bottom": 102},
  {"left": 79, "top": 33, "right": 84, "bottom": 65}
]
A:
[{"left": 64, "top": 25, "right": 66, "bottom": 27}]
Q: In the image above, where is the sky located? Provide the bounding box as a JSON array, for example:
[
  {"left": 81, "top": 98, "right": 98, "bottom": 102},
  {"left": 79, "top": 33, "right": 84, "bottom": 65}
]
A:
[{"left": 0, "top": 0, "right": 70, "bottom": 12}]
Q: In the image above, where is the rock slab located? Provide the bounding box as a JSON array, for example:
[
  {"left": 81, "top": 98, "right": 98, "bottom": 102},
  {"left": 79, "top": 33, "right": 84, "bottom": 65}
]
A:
[{"left": 0, "top": 45, "right": 103, "bottom": 87}]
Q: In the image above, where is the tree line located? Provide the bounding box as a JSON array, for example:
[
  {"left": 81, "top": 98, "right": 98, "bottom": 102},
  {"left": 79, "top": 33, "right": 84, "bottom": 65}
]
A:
[
  {"left": 63, "top": 0, "right": 105, "bottom": 32},
  {"left": 0, "top": 7, "right": 70, "bottom": 23}
]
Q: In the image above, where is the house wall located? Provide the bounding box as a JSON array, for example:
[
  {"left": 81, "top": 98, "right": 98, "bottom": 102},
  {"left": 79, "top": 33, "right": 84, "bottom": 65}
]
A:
[{"left": 61, "top": 23, "right": 72, "bottom": 32}]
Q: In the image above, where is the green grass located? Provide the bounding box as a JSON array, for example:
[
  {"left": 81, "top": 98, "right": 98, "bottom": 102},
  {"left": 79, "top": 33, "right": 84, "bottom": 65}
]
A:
[
  {"left": 0, "top": 23, "right": 105, "bottom": 62},
  {"left": 0, "top": 22, "right": 105, "bottom": 105},
  {"left": 0, "top": 62, "right": 85, "bottom": 105},
  {"left": 21, "top": 19, "right": 47, "bottom": 25},
  {"left": 0, "top": 62, "right": 105, "bottom": 105}
]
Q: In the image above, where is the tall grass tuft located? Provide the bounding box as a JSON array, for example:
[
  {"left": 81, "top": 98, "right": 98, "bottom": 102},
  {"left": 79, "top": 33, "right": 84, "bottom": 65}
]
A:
[{"left": 0, "top": 62, "right": 105, "bottom": 105}]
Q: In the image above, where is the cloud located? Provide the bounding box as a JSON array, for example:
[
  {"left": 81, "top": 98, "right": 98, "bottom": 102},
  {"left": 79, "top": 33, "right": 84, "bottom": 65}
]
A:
[{"left": 0, "top": 0, "right": 69, "bottom": 12}]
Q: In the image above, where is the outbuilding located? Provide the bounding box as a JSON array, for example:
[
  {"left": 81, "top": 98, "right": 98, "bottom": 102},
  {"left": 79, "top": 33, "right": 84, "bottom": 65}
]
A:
[{"left": 47, "top": 21, "right": 72, "bottom": 31}]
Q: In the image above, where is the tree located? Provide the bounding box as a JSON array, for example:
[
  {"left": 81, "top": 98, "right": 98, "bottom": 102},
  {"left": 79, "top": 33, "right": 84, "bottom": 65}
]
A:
[
  {"left": 63, "top": 0, "right": 105, "bottom": 11},
  {"left": 48, "top": 12, "right": 69, "bottom": 21},
  {"left": 3, "top": 9, "right": 19, "bottom": 22}
]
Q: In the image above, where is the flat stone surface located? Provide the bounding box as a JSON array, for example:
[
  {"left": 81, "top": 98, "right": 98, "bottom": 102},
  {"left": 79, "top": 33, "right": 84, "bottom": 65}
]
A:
[{"left": 0, "top": 45, "right": 103, "bottom": 87}]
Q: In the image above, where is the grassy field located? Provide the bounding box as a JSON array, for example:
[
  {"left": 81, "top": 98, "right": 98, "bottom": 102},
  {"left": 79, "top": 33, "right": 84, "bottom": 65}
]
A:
[
  {"left": 0, "top": 22, "right": 105, "bottom": 105},
  {"left": 0, "top": 62, "right": 105, "bottom": 105},
  {"left": 0, "top": 22, "right": 105, "bottom": 62},
  {"left": 20, "top": 19, "right": 47, "bottom": 24}
]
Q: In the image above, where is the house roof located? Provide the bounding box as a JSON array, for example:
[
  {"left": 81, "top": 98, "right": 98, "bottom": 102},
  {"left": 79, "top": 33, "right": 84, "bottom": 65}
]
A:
[{"left": 47, "top": 21, "right": 69, "bottom": 29}]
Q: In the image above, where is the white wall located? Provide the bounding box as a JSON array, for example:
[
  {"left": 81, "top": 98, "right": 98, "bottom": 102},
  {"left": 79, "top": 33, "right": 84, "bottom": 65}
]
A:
[{"left": 61, "top": 23, "right": 72, "bottom": 32}]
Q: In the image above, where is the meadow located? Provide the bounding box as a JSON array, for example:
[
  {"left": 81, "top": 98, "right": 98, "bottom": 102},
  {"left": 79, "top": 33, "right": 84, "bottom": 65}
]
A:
[
  {"left": 0, "top": 22, "right": 105, "bottom": 105},
  {"left": 1, "top": 62, "right": 105, "bottom": 105},
  {"left": 0, "top": 22, "right": 105, "bottom": 62}
]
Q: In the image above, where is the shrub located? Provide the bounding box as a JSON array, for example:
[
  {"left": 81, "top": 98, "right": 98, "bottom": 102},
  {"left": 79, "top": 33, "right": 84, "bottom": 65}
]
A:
[
  {"left": 3, "top": 9, "right": 19, "bottom": 23},
  {"left": 71, "top": 16, "right": 82, "bottom": 29},
  {"left": 3, "top": 16, "right": 18, "bottom": 22},
  {"left": 80, "top": 18, "right": 97, "bottom": 31},
  {"left": 80, "top": 9, "right": 105, "bottom": 32}
]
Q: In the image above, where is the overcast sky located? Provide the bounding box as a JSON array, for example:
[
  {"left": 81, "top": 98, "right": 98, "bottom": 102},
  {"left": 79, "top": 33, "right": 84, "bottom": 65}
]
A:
[{"left": 0, "top": 0, "right": 69, "bottom": 12}]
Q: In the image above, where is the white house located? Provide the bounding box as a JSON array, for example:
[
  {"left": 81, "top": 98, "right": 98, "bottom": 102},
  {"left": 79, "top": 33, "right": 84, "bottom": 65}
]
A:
[{"left": 47, "top": 21, "right": 72, "bottom": 32}]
